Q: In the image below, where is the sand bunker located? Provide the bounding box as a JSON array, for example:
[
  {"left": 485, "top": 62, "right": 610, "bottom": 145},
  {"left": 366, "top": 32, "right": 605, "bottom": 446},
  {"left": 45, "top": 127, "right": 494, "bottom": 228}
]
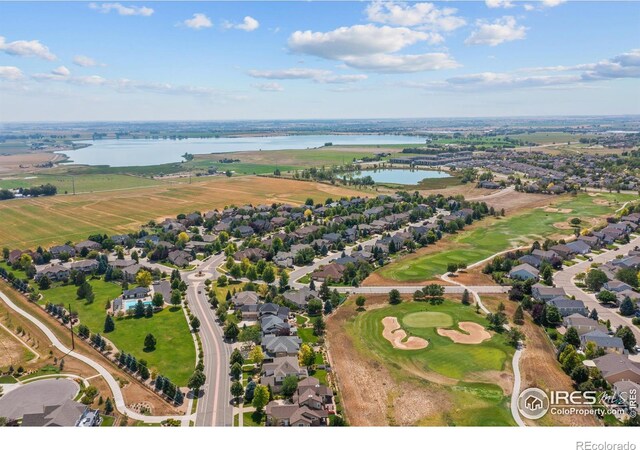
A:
[
  {"left": 437, "top": 322, "right": 491, "bottom": 344},
  {"left": 382, "top": 317, "right": 428, "bottom": 350}
]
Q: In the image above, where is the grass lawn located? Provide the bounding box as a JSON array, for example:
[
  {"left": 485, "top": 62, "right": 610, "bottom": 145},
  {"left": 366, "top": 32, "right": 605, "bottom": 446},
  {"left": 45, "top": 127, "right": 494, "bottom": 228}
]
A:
[
  {"left": 0, "top": 375, "right": 17, "bottom": 383},
  {"left": 41, "top": 279, "right": 195, "bottom": 385},
  {"left": 377, "top": 192, "right": 634, "bottom": 282},
  {"left": 0, "top": 174, "right": 162, "bottom": 194},
  {"left": 19, "top": 364, "right": 60, "bottom": 380},
  {"left": 295, "top": 314, "right": 308, "bottom": 326},
  {"left": 243, "top": 411, "right": 265, "bottom": 427},
  {"left": 100, "top": 415, "right": 116, "bottom": 427},
  {"left": 347, "top": 299, "right": 515, "bottom": 426},
  {"left": 297, "top": 327, "right": 318, "bottom": 344}
]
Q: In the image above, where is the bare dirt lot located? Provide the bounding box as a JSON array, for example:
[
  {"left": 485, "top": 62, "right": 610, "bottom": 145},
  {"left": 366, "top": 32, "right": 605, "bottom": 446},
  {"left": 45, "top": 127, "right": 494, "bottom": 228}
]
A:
[{"left": 0, "top": 152, "right": 62, "bottom": 174}]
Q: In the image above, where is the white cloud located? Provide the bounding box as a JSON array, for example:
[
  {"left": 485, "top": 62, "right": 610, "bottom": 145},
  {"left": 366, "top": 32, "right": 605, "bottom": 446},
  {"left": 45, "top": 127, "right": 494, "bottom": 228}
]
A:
[
  {"left": 73, "top": 55, "right": 105, "bottom": 67},
  {"left": 341, "top": 52, "right": 459, "bottom": 73},
  {"left": 248, "top": 68, "right": 368, "bottom": 84},
  {"left": 365, "top": 1, "right": 465, "bottom": 32},
  {"left": 0, "top": 66, "right": 24, "bottom": 81},
  {"left": 223, "top": 16, "right": 260, "bottom": 32},
  {"left": 89, "top": 3, "right": 154, "bottom": 16},
  {"left": 52, "top": 66, "right": 71, "bottom": 77},
  {"left": 182, "top": 13, "right": 213, "bottom": 30},
  {"left": 465, "top": 16, "right": 527, "bottom": 46},
  {"left": 485, "top": 0, "right": 514, "bottom": 8},
  {"left": 523, "top": 0, "right": 566, "bottom": 11},
  {"left": 252, "top": 82, "right": 284, "bottom": 92},
  {"left": 542, "top": 0, "right": 566, "bottom": 7},
  {"left": 288, "top": 24, "right": 457, "bottom": 73},
  {"left": 0, "top": 36, "right": 56, "bottom": 60},
  {"left": 402, "top": 49, "right": 640, "bottom": 92}
]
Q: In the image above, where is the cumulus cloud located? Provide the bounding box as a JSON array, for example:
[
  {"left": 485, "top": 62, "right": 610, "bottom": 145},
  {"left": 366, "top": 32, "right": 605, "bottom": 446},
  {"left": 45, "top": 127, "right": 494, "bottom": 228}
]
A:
[
  {"left": 51, "top": 66, "right": 71, "bottom": 77},
  {"left": 365, "top": 1, "right": 465, "bottom": 32},
  {"left": 0, "top": 66, "right": 24, "bottom": 81},
  {"left": 523, "top": 0, "right": 566, "bottom": 11},
  {"left": 252, "top": 82, "right": 284, "bottom": 92},
  {"left": 89, "top": 3, "right": 154, "bottom": 16},
  {"left": 223, "top": 16, "right": 260, "bottom": 32},
  {"left": 182, "top": 13, "right": 213, "bottom": 30},
  {"left": 73, "top": 55, "right": 104, "bottom": 67},
  {"left": 248, "top": 68, "right": 368, "bottom": 84},
  {"left": 0, "top": 36, "right": 56, "bottom": 60},
  {"left": 465, "top": 16, "right": 527, "bottom": 46},
  {"left": 485, "top": 0, "right": 514, "bottom": 8},
  {"left": 288, "top": 24, "right": 458, "bottom": 73}
]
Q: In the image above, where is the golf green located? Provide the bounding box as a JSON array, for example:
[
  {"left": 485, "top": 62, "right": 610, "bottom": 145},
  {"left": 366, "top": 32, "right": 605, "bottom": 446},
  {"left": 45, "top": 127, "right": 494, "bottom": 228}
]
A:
[{"left": 402, "top": 311, "right": 453, "bottom": 328}]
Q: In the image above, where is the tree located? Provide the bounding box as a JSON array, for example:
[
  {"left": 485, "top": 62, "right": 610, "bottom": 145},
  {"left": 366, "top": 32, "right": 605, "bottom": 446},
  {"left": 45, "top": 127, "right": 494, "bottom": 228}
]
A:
[
  {"left": 559, "top": 345, "right": 581, "bottom": 374},
  {"left": 299, "top": 344, "right": 315, "bottom": 368},
  {"left": 252, "top": 385, "right": 269, "bottom": 412},
  {"left": 231, "top": 381, "right": 244, "bottom": 404},
  {"left": 224, "top": 322, "right": 239, "bottom": 341},
  {"left": 513, "top": 305, "right": 525, "bottom": 325},
  {"left": 170, "top": 290, "right": 182, "bottom": 307},
  {"left": 596, "top": 290, "right": 617, "bottom": 305},
  {"left": 78, "top": 324, "right": 90, "bottom": 339},
  {"left": 541, "top": 265, "right": 553, "bottom": 285},
  {"left": 230, "top": 348, "right": 245, "bottom": 366},
  {"left": 38, "top": 275, "right": 51, "bottom": 290},
  {"left": 461, "top": 289, "right": 471, "bottom": 305},
  {"left": 187, "top": 370, "right": 206, "bottom": 394},
  {"left": 507, "top": 327, "right": 525, "bottom": 348},
  {"left": 545, "top": 305, "right": 562, "bottom": 327},
  {"left": 134, "top": 300, "right": 145, "bottom": 318},
  {"left": 77, "top": 281, "right": 93, "bottom": 300},
  {"left": 571, "top": 365, "right": 590, "bottom": 384},
  {"left": 564, "top": 327, "right": 581, "bottom": 348},
  {"left": 616, "top": 267, "right": 639, "bottom": 288},
  {"left": 585, "top": 269, "right": 608, "bottom": 291},
  {"left": 279, "top": 270, "right": 289, "bottom": 291},
  {"left": 136, "top": 270, "right": 153, "bottom": 288},
  {"left": 589, "top": 308, "right": 599, "bottom": 321},
  {"left": 619, "top": 297, "right": 636, "bottom": 316},
  {"left": 230, "top": 362, "right": 242, "bottom": 380},
  {"left": 313, "top": 316, "right": 326, "bottom": 336},
  {"left": 307, "top": 298, "right": 323, "bottom": 316},
  {"left": 104, "top": 315, "right": 115, "bottom": 333},
  {"left": 262, "top": 265, "right": 276, "bottom": 284},
  {"left": 248, "top": 345, "right": 264, "bottom": 366},
  {"left": 144, "top": 333, "right": 157, "bottom": 351},
  {"left": 104, "top": 397, "right": 114, "bottom": 415},
  {"left": 615, "top": 326, "right": 637, "bottom": 352},
  {"left": 355, "top": 295, "right": 366, "bottom": 309},
  {"left": 152, "top": 293, "right": 164, "bottom": 308},
  {"left": 388, "top": 289, "right": 402, "bottom": 305},
  {"left": 190, "top": 317, "right": 201, "bottom": 331},
  {"left": 323, "top": 299, "right": 333, "bottom": 315},
  {"left": 281, "top": 375, "right": 298, "bottom": 398}
]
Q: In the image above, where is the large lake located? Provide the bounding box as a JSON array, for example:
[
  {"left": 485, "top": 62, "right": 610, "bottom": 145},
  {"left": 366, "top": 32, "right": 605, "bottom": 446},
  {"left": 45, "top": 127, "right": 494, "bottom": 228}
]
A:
[
  {"left": 350, "top": 169, "right": 450, "bottom": 185},
  {"left": 57, "top": 134, "right": 426, "bottom": 167}
]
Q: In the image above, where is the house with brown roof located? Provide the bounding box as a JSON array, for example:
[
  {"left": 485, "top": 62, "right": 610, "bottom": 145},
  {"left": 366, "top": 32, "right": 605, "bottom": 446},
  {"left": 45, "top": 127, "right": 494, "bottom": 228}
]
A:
[
  {"left": 311, "top": 262, "right": 346, "bottom": 283},
  {"left": 593, "top": 354, "right": 640, "bottom": 384}
]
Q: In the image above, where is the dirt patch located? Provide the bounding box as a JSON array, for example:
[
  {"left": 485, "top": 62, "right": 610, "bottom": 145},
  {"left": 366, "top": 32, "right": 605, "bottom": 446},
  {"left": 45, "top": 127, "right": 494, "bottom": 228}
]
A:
[
  {"left": 437, "top": 322, "right": 491, "bottom": 344},
  {"left": 453, "top": 269, "right": 497, "bottom": 286},
  {"left": 381, "top": 317, "right": 428, "bottom": 350},
  {"left": 545, "top": 207, "right": 573, "bottom": 213}
]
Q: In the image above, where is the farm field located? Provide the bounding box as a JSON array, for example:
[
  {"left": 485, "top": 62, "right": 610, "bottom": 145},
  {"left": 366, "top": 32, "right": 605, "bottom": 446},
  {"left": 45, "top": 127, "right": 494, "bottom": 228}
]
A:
[
  {"left": 0, "top": 175, "right": 361, "bottom": 249},
  {"left": 41, "top": 279, "right": 195, "bottom": 385},
  {"left": 330, "top": 295, "right": 514, "bottom": 426},
  {"left": 0, "top": 174, "right": 163, "bottom": 194},
  {"left": 374, "top": 192, "right": 635, "bottom": 283}
]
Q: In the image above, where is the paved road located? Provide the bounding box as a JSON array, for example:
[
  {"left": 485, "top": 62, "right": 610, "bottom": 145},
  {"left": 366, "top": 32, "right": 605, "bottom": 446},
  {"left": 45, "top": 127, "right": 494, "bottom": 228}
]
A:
[
  {"left": 332, "top": 285, "right": 510, "bottom": 295},
  {"left": 0, "top": 287, "right": 193, "bottom": 423},
  {"left": 553, "top": 236, "right": 640, "bottom": 342},
  {"left": 183, "top": 254, "right": 234, "bottom": 427}
]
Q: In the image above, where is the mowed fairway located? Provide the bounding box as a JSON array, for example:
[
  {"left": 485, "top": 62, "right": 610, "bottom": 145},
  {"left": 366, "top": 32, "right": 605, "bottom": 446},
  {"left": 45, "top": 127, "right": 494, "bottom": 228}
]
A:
[
  {"left": 0, "top": 176, "right": 361, "bottom": 249},
  {"left": 41, "top": 279, "right": 195, "bottom": 385},
  {"left": 348, "top": 300, "right": 514, "bottom": 426},
  {"left": 376, "top": 192, "right": 635, "bottom": 282}
]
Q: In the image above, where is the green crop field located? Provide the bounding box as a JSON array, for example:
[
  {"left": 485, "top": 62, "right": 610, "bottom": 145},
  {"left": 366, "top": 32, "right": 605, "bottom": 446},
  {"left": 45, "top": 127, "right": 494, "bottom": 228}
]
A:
[
  {"left": 0, "top": 174, "right": 163, "bottom": 194},
  {"left": 377, "top": 192, "right": 635, "bottom": 282},
  {"left": 348, "top": 300, "right": 514, "bottom": 426},
  {"left": 41, "top": 278, "right": 195, "bottom": 385}
]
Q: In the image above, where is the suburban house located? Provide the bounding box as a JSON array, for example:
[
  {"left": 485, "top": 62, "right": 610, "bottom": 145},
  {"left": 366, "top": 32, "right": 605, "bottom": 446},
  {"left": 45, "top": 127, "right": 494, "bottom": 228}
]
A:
[
  {"left": 35, "top": 265, "right": 70, "bottom": 282},
  {"left": 260, "top": 356, "right": 308, "bottom": 393},
  {"left": 265, "top": 376, "right": 333, "bottom": 426},
  {"left": 49, "top": 244, "right": 76, "bottom": 259},
  {"left": 232, "top": 291, "right": 259, "bottom": 307},
  {"left": 580, "top": 330, "right": 625, "bottom": 354},
  {"left": 549, "top": 244, "right": 575, "bottom": 260},
  {"left": 532, "top": 284, "right": 567, "bottom": 302},
  {"left": 122, "top": 287, "right": 149, "bottom": 299},
  {"left": 311, "top": 262, "right": 346, "bottom": 282},
  {"left": 547, "top": 297, "right": 588, "bottom": 317},
  {"left": 518, "top": 254, "right": 542, "bottom": 268},
  {"left": 262, "top": 335, "right": 302, "bottom": 358},
  {"left": 603, "top": 280, "right": 634, "bottom": 293},
  {"left": 508, "top": 263, "right": 539, "bottom": 281},
  {"left": 21, "top": 399, "right": 101, "bottom": 427},
  {"left": 238, "top": 304, "right": 259, "bottom": 322},
  {"left": 167, "top": 250, "right": 193, "bottom": 268},
  {"left": 260, "top": 315, "right": 291, "bottom": 336},
  {"left": 233, "top": 248, "right": 268, "bottom": 262},
  {"left": 283, "top": 288, "right": 320, "bottom": 310},
  {"left": 566, "top": 240, "right": 592, "bottom": 255},
  {"left": 259, "top": 303, "right": 290, "bottom": 321},
  {"left": 593, "top": 354, "right": 640, "bottom": 384},
  {"left": 70, "top": 259, "right": 99, "bottom": 274},
  {"left": 74, "top": 240, "right": 102, "bottom": 253},
  {"left": 613, "top": 380, "right": 640, "bottom": 413},
  {"left": 563, "top": 314, "right": 607, "bottom": 335}
]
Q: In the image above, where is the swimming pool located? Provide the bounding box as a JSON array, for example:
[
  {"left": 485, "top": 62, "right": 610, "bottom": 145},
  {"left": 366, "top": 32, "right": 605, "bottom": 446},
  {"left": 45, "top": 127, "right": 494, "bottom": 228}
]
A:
[{"left": 123, "top": 299, "right": 153, "bottom": 310}]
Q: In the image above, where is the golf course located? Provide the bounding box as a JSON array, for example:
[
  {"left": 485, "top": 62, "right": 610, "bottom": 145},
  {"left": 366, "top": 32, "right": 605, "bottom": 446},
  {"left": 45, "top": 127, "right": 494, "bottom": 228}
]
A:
[{"left": 375, "top": 192, "right": 636, "bottom": 283}]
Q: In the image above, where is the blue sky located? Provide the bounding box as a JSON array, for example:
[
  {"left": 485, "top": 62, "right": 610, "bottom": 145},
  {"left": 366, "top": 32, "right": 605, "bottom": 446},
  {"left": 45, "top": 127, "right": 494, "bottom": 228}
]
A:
[{"left": 0, "top": 1, "right": 639, "bottom": 121}]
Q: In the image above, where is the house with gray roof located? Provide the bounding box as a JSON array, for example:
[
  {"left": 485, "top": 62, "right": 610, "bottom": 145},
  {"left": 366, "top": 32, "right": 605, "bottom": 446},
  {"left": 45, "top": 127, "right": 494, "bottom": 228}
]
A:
[
  {"left": 547, "top": 297, "right": 587, "bottom": 317},
  {"left": 581, "top": 330, "right": 625, "bottom": 354},
  {"left": 262, "top": 335, "right": 302, "bottom": 358},
  {"left": 563, "top": 314, "right": 606, "bottom": 335},
  {"left": 508, "top": 263, "right": 539, "bottom": 281},
  {"left": 261, "top": 356, "right": 308, "bottom": 393},
  {"left": 532, "top": 284, "right": 567, "bottom": 302},
  {"left": 593, "top": 354, "right": 640, "bottom": 384}
]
